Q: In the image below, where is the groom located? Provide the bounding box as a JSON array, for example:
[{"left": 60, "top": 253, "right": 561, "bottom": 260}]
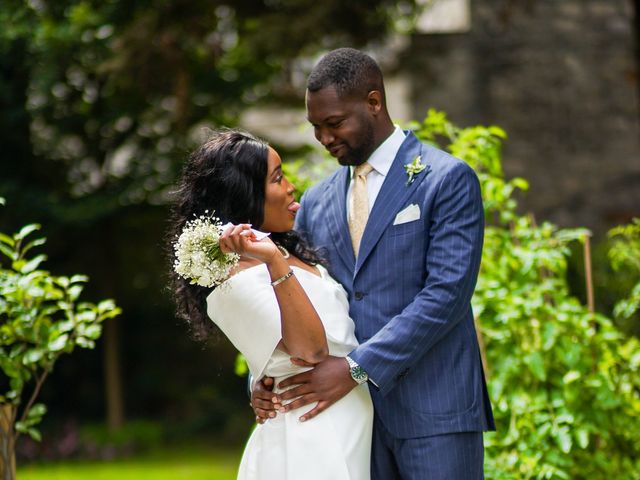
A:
[{"left": 253, "top": 48, "right": 495, "bottom": 479}]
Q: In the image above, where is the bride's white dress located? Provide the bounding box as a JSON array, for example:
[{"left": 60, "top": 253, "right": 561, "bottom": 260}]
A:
[{"left": 206, "top": 263, "right": 373, "bottom": 480}]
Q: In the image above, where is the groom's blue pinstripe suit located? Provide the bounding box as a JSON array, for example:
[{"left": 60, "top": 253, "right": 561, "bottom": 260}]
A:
[{"left": 295, "top": 131, "right": 495, "bottom": 478}]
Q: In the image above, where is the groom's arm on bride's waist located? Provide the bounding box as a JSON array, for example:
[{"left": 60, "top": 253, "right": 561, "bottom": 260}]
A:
[
  {"left": 350, "top": 162, "right": 484, "bottom": 396},
  {"left": 277, "top": 355, "right": 357, "bottom": 422}
]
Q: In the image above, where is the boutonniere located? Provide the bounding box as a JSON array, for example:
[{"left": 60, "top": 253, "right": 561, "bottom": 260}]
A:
[{"left": 404, "top": 155, "right": 426, "bottom": 185}]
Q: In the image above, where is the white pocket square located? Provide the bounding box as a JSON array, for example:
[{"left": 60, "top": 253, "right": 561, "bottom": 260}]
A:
[{"left": 393, "top": 204, "right": 421, "bottom": 225}]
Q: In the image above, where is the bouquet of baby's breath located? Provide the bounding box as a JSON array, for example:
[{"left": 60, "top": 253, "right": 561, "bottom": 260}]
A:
[{"left": 173, "top": 214, "right": 240, "bottom": 288}]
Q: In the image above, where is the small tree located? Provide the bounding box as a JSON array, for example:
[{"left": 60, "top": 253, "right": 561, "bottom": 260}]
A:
[{"left": 0, "top": 198, "right": 121, "bottom": 479}]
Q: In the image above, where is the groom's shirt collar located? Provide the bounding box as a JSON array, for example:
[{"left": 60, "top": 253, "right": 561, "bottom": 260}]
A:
[{"left": 363, "top": 125, "right": 406, "bottom": 177}]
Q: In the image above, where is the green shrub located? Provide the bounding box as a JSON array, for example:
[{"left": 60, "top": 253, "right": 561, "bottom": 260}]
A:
[{"left": 608, "top": 218, "right": 640, "bottom": 322}]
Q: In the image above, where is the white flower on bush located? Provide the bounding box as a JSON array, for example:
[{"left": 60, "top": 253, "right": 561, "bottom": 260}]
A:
[{"left": 173, "top": 213, "right": 240, "bottom": 288}]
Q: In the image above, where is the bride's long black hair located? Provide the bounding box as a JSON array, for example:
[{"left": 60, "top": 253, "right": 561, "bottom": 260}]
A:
[{"left": 168, "top": 129, "right": 324, "bottom": 341}]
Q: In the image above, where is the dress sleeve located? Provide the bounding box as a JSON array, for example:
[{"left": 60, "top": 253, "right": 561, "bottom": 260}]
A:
[{"left": 206, "top": 266, "right": 281, "bottom": 382}]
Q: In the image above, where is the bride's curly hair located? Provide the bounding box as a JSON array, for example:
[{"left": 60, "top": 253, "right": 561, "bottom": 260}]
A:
[{"left": 168, "top": 129, "right": 324, "bottom": 341}]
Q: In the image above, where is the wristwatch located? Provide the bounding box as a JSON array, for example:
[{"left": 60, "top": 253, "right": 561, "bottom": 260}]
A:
[{"left": 346, "top": 356, "right": 369, "bottom": 384}]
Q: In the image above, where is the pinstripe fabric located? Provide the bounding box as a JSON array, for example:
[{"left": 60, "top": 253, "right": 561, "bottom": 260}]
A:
[
  {"left": 295, "top": 132, "right": 495, "bottom": 444},
  {"left": 372, "top": 416, "right": 484, "bottom": 480}
]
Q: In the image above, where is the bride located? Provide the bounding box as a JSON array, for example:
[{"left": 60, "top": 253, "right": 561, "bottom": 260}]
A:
[{"left": 169, "top": 129, "right": 373, "bottom": 479}]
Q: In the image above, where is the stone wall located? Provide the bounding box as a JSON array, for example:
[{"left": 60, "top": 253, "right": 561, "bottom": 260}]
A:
[{"left": 401, "top": 0, "right": 640, "bottom": 234}]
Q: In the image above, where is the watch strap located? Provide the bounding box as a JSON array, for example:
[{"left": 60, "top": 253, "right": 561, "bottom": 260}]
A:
[{"left": 346, "top": 355, "right": 368, "bottom": 384}]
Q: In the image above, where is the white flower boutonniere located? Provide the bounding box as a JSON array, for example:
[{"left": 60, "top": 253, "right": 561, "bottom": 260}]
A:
[
  {"left": 173, "top": 213, "right": 240, "bottom": 288},
  {"left": 404, "top": 155, "right": 426, "bottom": 185}
]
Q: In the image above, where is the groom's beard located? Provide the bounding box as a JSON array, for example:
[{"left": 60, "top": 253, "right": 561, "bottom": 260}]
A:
[{"left": 336, "top": 123, "right": 376, "bottom": 167}]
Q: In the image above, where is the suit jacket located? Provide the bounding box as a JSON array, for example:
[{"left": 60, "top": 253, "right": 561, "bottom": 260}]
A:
[{"left": 295, "top": 131, "right": 495, "bottom": 438}]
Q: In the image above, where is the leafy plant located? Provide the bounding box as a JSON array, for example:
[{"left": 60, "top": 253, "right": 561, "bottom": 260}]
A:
[
  {"left": 0, "top": 198, "right": 121, "bottom": 479},
  {"left": 607, "top": 218, "right": 640, "bottom": 321}
]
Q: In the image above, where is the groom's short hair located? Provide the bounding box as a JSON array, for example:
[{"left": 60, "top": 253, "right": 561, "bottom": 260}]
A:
[{"left": 307, "top": 48, "right": 385, "bottom": 101}]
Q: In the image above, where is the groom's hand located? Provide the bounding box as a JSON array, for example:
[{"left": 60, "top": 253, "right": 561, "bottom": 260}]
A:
[
  {"left": 251, "top": 377, "right": 280, "bottom": 424},
  {"left": 277, "top": 356, "right": 357, "bottom": 422}
]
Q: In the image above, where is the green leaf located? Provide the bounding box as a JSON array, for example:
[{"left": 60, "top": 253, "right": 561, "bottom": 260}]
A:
[
  {"left": 27, "top": 403, "right": 47, "bottom": 419},
  {"left": 234, "top": 353, "right": 248, "bottom": 377},
  {"left": 76, "top": 310, "right": 97, "bottom": 323},
  {"left": 99, "top": 307, "right": 122, "bottom": 320},
  {"left": 15, "top": 421, "right": 28, "bottom": 433},
  {"left": 83, "top": 324, "right": 102, "bottom": 339},
  {"left": 69, "top": 274, "right": 89, "bottom": 284},
  {"left": 18, "top": 254, "right": 47, "bottom": 273},
  {"left": 562, "top": 371, "right": 581, "bottom": 384},
  {"left": 15, "top": 224, "right": 41, "bottom": 241},
  {"left": 97, "top": 299, "right": 116, "bottom": 313},
  {"left": 0, "top": 232, "right": 15, "bottom": 246},
  {"left": 0, "top": 242, "right": 17, "bottom": 260},
  {"left": 76, "top": 337, "right": 95, "bottom": 349},
  {"left": 48, "top": 334, "right": 69, "bottom": 352},
  {"left": 68, "top": 284, "right": 83, "bottom": 301},
  {"left": 23, "top": 349, "right": 44, "bottom": 364},
  {"left": 55, "top": 320, "right": 75, "bottom": 333},
  {"left": 555, "top": 427, "right": 572, "bottom": 453},
  {"left": 541, "top": 322, "right": 557, "bottom": 351},
  {"left": 27, "top": 428, "right": 42, "bottom": 442},
  {"left": 510, "top": 177, "right": 529, "bottom": 191},
  {"left": 575, "top": 427, "right": 589, "bottom": 448},
  {"left": 556, "top": 412, "right": 575, "bottom": 425},
  {"left": 21, "top": 237, "right": 47, "bottom": 257},
  {"left": 524, "top": 352, "right": 546, "bottom": 381},
  {"left": 6, "top": 390, "right": 20, "bottom": 400}
]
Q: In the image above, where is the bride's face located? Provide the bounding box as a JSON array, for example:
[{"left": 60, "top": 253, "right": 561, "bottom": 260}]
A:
[{"left": 260, "top": 147, "right": 299, "bottom": 232}]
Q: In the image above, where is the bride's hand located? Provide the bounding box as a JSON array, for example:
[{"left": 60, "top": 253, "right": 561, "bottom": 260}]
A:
[{"left": 219, "top": 224, "right": 279, "bottom": 264}]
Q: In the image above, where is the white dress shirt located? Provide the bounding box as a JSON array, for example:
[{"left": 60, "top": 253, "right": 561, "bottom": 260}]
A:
[{"left": 346, "top": 126, "right": 406, "bottom": 215}]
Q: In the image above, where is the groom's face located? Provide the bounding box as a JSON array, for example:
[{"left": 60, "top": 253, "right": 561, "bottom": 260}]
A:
[{"left": 306, "top": 86, "right": 375, "bottom": 166}]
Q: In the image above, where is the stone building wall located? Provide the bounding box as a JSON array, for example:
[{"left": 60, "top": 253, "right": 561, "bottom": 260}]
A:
[{"left": 401, "top": 0, "right": 640, "bottom": 234}]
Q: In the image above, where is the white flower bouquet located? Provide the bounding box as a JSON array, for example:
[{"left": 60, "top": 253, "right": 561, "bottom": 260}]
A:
[{"left": 173, "top": 214, "right": 240, "bottom": 288}]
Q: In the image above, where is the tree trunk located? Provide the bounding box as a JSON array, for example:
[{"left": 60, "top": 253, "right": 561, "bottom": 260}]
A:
[
  {"left": 0, "top": 405, "right": 16, "bottom": 480},
  {"left": 104, "top": 317, "right": 124, "bottom": 432},
  {"left": 103, "top": 216, "right": 124, "bottom": 433}
]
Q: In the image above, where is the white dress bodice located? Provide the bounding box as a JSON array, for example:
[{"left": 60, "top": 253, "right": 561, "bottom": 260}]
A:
[{"left": 206, "top": 263, "right": 373, "bottom": 480}]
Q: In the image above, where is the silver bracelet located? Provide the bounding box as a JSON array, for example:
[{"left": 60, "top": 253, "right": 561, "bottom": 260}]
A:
[{"left": 270, "top": 270, "right": 294, "bottom": 287}]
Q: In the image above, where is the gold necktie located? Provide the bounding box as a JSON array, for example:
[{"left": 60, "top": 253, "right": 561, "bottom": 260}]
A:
[{"left": 349, "top": 162, "right": 374, "bottom": 257}]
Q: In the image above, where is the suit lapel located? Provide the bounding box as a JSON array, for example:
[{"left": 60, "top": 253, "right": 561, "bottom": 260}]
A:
[
  {"left": 325, "top": 167, "right": 356, "bottom": 269},
  {"left": 355, "top": 132, "right": 431, "bottom": 275}
]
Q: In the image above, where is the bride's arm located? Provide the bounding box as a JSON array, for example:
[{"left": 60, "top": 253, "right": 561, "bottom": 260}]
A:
[{"left": 221, "top": 224, "right": 328, "bottom": 365}]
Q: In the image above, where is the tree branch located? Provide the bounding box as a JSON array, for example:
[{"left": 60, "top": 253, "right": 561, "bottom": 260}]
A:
[{"left": 14, "top": 369, "right": 49, "bottom": 443}]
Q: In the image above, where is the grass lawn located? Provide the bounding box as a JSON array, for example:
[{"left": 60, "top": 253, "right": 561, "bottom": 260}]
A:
[{"left": 19, "top": 445, "right": 243, "bottom": 480}]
